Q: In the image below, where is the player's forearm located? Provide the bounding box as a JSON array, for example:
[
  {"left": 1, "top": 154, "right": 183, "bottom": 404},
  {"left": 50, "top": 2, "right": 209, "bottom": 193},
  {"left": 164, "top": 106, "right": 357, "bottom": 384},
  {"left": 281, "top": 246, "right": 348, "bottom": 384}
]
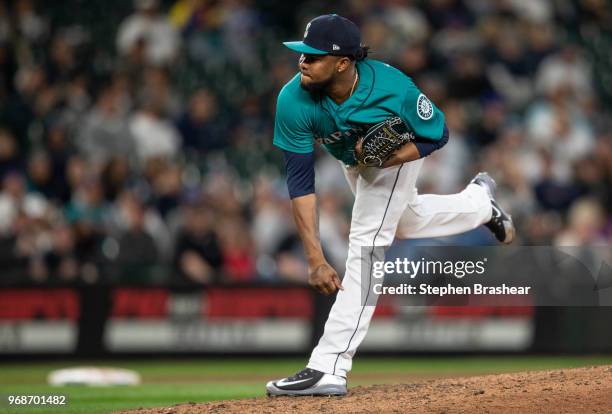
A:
[
  {"left": 291, "top": 194, "right": 326, "bottom": 268},
  {"left": 381, "top": 142, "right": 421, "bottom": 167},
  {"left": 382, "top": 123, "right": 450, "bottom": 168}
]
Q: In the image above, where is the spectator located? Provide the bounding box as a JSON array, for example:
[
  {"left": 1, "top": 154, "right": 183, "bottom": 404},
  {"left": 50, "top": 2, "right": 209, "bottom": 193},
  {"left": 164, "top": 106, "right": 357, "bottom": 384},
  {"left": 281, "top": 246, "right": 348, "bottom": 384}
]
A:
[
  {"left": 117, "top": 0, "right": 180, "bottom": 66},
  {"left": 0, "top": 171, "right": 48, "bottom": 234},
  {"left": 555, "top": 198, "right": 607, "bottom": 246},
  {"left": 78, "top": 85, "right": 134, "bottom": 166},
  {"left": 173, "top": 202, "right": 223, "bottom": 283},
  {"left": 40, "top": 223, "right": 79, "bottom": 282},
  {"left": 0, "top": 129, "right": 24, "bottom": 180},
  {"left": 535, "top": 44, "right": 594, "bottom": 106},
  {"left": 113, "top": 192, "right": 160, "bottom": 281},
  {"left": 394, "top": 42, "right": 430, "bottom": 81},
  {"left": 221, "top": 0, "right": 262, "bottom": 70},
  {"left": 486, "top": 31, "right": 534, "bottom": 108},
  {"left": 45, "top": 33, "right": 79, "bottom": 84},
  {"left": 525, "top": 22, "right": 557, "bottom": 70},
  {"left": 446, "top": 52, "right": 494, "bottom": 101},
  {"left": 274, "top": 233, "right": 308, "bottom": 282},
  {"left": 44, "top": 120, "right": 73, "bottom": 202},
  {"left": 470, "top": 98, "right": 507, "bottom": 147},
  {"left": 380, "top": 0, "right": 430, "bottom": 47},
  {"left": 423, "top": 0, "right": 474, "bottom": 31},
  {"left": 64, "top": 176, "right": 109, "bottom": 231},
  {"left": 419, "top": 99, "right": 470, "bottom": 193},
  {"left": 217, "top": 215, "right": 256, "bottom": 282},
  {"left": 176, "top": 89, "right": 225, "bottom": 153},
  {"left": 26, "top": 150, "right": 56, "bottom": 200},
  {"left": 139, "top": 67, "right": 182, "bottom": 118},
  {"left": 107, "top": 190, "right": 171, "bottom": 261},
  {"left": 526, "top": 94, "right": 595, "bottom": 182},
  {"left": 533, "top": 150, "right": 583, "bottom": 212},
  {"left": 0, "top": 1, "right": 10, "bottom": 44},
  {"left": 148, "top": 161, "right": 183, "bottom": 218},
  {"left": 14, "top": 0, "right": 47, "bottom": 45},
  {"left": 129, "top": 97, "right": 181, "bottom": 166},
  {"left": 64, "top": 155, "right": 88, "bottom": 203},
  {"left": 64, "top": 174, "right": 107, "bottom": 282},
  {"left": 0, "top": 211, "right": 30, "bottom": 282},
  {"left": 0, "top": 41, "right": 17, "bottom": 97},
  {"left": 251, "top": 176, "right": 291, "bottom": 257},
  {"left": 100, "top": 156, "right": 132, "bottom": 202}
]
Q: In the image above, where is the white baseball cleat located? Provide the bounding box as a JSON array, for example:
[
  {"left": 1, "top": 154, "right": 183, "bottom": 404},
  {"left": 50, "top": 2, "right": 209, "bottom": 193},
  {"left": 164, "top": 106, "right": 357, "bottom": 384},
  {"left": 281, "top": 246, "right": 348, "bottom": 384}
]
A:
[
  {"left": 470, "top": 172, "right": 515, "bottom": 244},
  {"left": 266, "top": 367, "right": 347, "bottom": 396}
]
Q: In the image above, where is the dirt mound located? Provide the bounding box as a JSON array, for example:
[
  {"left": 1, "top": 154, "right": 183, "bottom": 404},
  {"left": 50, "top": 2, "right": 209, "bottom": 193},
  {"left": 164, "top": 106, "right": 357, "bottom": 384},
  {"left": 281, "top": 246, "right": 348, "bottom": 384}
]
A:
[{"left": 119, "top": 365, "right": 612, "bottom": 414}]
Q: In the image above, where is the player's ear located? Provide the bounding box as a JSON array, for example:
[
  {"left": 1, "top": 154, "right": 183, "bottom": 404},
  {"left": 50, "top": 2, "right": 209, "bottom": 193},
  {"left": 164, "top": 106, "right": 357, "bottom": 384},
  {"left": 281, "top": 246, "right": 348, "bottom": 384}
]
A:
[{"left": 336, "top": 57, "right": 351, "bottom": 73}]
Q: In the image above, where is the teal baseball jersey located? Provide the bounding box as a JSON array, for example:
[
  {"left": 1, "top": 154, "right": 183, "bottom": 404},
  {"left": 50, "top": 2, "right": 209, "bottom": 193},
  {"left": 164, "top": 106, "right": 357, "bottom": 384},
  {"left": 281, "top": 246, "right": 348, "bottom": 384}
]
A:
[{"left": 273, "top": 59, "right": 445, "bottom": 166}]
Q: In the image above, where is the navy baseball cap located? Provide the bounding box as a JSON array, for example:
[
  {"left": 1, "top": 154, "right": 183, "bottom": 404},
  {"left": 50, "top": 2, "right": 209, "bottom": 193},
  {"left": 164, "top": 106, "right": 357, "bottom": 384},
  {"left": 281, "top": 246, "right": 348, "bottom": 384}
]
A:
[{"left": 284, "top": 14, "right": 362, "bottom": 57}]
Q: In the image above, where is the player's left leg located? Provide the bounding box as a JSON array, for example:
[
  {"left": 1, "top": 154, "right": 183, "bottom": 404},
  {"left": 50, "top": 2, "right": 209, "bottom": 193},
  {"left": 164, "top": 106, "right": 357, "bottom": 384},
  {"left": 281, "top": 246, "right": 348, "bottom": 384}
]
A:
[
  {"left": 342, "top": 163, "right": 512, "bottom": 243},
  {"left": 395, "top": 172, "right": 514, "bottom": 243}
]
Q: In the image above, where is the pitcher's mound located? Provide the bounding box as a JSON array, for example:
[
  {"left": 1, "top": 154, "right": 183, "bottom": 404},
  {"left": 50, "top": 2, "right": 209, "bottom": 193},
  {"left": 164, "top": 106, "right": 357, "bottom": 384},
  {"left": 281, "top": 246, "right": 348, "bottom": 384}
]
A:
[{"left": 120, "top": 365, "right": 612, "bottom": 413}]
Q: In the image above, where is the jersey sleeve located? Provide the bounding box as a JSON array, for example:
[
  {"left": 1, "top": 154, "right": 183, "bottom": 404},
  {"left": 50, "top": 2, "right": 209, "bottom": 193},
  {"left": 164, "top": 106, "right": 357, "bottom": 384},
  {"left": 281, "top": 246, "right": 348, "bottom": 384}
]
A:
[
  {"left": 283, "top": 150, "right": 315, "bottom": 198},
  {"left": 273, "top": 85, "right": 315, "bottom": 154},
  {"left": 399, "top": 81, "right": 445, "bottom": 141}
]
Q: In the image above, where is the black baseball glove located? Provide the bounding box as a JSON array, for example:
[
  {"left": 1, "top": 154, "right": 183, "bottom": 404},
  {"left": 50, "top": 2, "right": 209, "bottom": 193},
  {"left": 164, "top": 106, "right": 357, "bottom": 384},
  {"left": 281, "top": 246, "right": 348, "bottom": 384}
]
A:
[{"left": 355, "top": 117, "right": 415, "bottom": 167}]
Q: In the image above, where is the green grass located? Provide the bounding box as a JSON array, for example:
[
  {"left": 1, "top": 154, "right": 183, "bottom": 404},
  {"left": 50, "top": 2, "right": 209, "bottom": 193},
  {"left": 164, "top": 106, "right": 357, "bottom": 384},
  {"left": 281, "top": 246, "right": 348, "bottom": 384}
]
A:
[{"left": 1, "top": 356, "right": 611, "bottom": 414}]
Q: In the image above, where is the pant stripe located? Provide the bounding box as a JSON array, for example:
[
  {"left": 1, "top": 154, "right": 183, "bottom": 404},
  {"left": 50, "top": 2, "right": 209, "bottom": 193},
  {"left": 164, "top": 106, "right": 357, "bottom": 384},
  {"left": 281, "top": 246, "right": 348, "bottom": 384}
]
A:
[{"left": 332, "top": 164, "right": 404, "bottom": 375}]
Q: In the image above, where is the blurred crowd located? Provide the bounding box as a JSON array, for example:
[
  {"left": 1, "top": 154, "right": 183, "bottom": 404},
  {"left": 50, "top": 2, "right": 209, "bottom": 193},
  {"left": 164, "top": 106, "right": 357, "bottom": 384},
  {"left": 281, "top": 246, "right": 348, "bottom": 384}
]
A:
[{"left": 0, "top": 0, "right": 610, "bottom": 285}]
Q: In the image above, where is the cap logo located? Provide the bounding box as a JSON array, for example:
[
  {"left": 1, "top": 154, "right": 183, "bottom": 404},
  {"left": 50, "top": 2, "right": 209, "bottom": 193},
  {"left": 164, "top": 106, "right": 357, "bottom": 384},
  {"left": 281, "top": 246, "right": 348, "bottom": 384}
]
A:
[
  {"left": 304, "top": 22, "right": 311, "bottom": 38},
  {"left": 332, "top": 44, "right": 340, "bottom": 51},
  {"left": 417, "top": 94, "right": 434, "bottom": 120}
]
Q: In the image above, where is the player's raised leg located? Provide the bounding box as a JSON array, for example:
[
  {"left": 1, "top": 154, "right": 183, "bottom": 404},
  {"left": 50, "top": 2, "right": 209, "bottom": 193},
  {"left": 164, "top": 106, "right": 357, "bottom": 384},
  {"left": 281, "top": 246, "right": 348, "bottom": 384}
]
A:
[{"left": 394, "top": 171, "right": 514, "bottom": 243}]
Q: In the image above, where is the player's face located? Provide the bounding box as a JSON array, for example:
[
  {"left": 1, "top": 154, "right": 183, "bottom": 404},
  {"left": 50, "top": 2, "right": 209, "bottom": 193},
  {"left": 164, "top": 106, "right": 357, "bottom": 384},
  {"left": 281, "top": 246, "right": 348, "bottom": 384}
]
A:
[{"left": 298, "top": 54, "right": 339, "bottom": 92}]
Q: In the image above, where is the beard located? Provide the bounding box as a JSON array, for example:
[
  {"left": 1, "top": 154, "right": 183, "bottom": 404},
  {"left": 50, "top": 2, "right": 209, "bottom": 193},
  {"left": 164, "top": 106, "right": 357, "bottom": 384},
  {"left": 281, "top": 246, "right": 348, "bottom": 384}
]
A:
[{"left": 300, "top": 76, "right": 333, "bottom": 98}]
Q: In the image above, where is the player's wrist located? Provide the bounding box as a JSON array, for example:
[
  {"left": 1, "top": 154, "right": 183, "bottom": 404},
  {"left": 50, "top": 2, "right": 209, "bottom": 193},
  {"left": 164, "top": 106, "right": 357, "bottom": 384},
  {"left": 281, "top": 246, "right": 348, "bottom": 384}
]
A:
[{"left": 307, "top": 256, "right": 328, "bottom": 271}]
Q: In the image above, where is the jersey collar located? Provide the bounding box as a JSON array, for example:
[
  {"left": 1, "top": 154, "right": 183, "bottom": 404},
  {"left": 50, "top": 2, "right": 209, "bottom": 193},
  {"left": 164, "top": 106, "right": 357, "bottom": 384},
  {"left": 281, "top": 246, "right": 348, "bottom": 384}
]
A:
[{"left": 322, "top": 60, "right": 373, "bottom": 122}]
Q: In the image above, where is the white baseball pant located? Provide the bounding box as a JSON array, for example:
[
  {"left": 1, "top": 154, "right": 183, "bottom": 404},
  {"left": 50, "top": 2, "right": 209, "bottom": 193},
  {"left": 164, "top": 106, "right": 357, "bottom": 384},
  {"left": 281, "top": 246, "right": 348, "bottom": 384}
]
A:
[{"left": 307, "top": 158, "right": 492, "bottom": 377}]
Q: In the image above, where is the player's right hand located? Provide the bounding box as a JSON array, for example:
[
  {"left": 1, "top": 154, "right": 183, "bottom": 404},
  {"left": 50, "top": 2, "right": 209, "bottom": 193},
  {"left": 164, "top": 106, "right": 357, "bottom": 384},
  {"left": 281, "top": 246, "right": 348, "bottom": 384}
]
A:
[{"left": 308, "top": 262, "right": 343, "bottom": 295}]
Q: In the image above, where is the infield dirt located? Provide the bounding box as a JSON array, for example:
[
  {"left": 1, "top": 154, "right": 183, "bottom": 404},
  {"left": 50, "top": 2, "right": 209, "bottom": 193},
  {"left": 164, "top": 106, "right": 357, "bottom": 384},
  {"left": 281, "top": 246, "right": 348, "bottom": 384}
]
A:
[{"left": 118, "top": 365, "right": 612, "bottom": 413}]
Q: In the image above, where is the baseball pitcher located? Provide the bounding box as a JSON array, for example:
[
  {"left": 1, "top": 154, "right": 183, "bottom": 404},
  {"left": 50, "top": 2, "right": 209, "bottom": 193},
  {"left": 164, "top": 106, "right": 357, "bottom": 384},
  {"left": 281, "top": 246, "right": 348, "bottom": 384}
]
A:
[{"left": 266, "top": 14, "right": 515, "bottom": 396}]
